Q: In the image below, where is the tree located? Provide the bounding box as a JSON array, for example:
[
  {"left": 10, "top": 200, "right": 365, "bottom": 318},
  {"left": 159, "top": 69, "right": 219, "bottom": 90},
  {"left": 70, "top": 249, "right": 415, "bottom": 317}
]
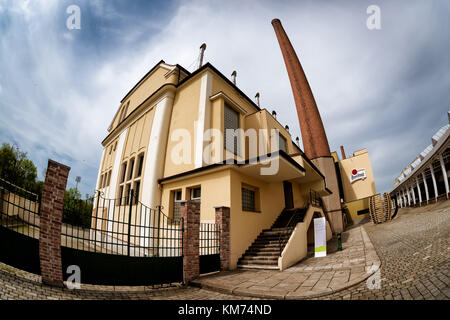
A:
[
  {"left": 63, "top": 187, "right": 92, "bottom": 228},
  {"left": 0, "top": 143, "right": 40, "bottom": 194}
]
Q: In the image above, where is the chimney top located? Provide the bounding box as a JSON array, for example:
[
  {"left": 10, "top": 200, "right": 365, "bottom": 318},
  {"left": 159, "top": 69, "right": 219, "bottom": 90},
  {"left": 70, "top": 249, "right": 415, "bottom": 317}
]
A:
[
  {"left": 231, "top": 70, "right": 237, "bottom": 85},
  {"left": 271, "top": 18, "right": 281, "bottom": 25},
  {"left": 340, "top": 146, "right": 346, "bottom": 160}
]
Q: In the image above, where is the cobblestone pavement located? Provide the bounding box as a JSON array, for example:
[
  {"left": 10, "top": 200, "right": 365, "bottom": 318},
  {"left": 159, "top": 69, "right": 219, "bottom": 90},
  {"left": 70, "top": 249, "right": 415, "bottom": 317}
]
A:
[
  {"left": 0, "top": 264, "right": 250, "bottom": 300},
  {"left": 320, "top": 200, "right": 450, "bottom": 300},
  {"left": 0, "top": 200, "right": 449, "bottom": 300},
  {"left": 192, "top": 226, "right": 379, "bottom": 299}
]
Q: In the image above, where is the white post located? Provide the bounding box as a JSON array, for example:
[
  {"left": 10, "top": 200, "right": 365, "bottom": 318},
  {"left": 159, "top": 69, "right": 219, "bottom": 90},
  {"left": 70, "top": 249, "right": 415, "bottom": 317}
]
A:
[
  {"left": 406, "top": 188, "right": 411, "bottom": 206},
  {"left": 416, "top": 177, "right": 422, "bottom": 205},
  {"left": 411, "top": 185, "right": 416, "bottom": 205},
  {"left": 430, "top": 164, "right": 438, "bottom": 202},
  {"left": 439, "top": 153, "right": 449, "bottom": 199},
  {"left": 398, "top": 194, "right": 403, "bottom": 207},
  {"left": 422, "top": 171, "right": 429, "bottom": 204},
  {"left": 403, "top": 189, "right": 407, "bottom": 206}
]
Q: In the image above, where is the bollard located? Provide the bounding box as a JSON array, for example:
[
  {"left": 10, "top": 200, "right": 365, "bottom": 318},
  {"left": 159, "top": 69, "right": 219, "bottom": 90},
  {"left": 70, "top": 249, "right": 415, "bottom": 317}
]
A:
[{"left": 337, "top": 232, "right": 342, "bottom": 251}]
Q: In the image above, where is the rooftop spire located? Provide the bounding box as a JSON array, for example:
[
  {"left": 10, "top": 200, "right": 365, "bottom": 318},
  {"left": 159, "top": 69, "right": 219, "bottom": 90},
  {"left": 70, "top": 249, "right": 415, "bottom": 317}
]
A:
[{"left": 271, "top": 18, "right": 331, "bottom": 159}]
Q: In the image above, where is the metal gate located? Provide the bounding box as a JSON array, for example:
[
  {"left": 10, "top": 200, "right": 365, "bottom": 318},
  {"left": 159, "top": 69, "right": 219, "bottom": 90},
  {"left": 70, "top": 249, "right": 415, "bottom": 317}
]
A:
[
  {"left": 199, "top": 222, "right": 220, "bottom": 274},
  {"left": 61, "top": 190, "right": 184, "bottom": 286},
  {"left": 0, "top": 179, "right": 41, "bottom": 275}
]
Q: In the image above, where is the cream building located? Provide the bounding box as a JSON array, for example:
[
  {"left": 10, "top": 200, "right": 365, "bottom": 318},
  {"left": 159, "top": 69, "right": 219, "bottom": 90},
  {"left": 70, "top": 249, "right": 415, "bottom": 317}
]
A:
[
  {"left": 95, "top": 60, "right": 333, "bottom": 269},
  {"left": 331, "top": 147, "right": 377, "bottom": 225}
]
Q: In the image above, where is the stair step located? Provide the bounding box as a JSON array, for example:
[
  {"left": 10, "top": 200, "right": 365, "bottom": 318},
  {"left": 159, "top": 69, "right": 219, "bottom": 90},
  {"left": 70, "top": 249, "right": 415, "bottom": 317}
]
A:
[
  {"left": 239, "top": 256, "right": 278, "bottom": 262},
  {"left": 244, "top": 251, "right": 279, "bottom": 257},
  {"left": 238, "top": 259, "right": 278, "bottom": 266},
  {"left": 237, "top": 264, "right": 279, "bottom": 270}
]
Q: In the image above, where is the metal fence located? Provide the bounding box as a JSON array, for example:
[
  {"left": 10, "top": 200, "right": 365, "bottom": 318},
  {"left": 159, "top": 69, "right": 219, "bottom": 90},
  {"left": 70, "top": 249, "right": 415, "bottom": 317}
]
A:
[
  {"left": 309, "top": 189, "right": 322, "bottom": 208},
  {"left": 0, "top": 178, "right": 41, "bottom": 274},
  {"left": 62, "top": 190, "right": 184, "bottom": 257},
  {"left": 199, "top": 222, "right": 220, "bottom": 255},
  {"left": 0, "top": 178, "right": 40, "bottom": 238}
]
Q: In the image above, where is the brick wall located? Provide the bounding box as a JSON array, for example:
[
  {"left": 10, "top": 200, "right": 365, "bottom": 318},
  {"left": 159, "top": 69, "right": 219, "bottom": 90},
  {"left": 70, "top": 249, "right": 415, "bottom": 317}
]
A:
[
  {"left": 181, "top": 200, "right": 200, "bottom": 283},
  {"left": 215, "top": 206, "right": 230, "bottom": 271},
  {"left": 39, "top": 160, "right": 70, "bottom": 287}
]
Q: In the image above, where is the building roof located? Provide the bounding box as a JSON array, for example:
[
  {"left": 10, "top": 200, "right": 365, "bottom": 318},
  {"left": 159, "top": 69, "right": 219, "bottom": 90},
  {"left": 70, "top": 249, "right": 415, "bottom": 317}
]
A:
[{"left": 392, "top": 111, "right": 450, "bottom": 192}]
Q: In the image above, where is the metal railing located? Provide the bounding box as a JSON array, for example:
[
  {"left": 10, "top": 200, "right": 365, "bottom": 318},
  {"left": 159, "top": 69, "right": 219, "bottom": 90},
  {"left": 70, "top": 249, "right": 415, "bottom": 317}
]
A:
[
  {"left": 0, "top": 178, "right": 40, "bottom": 238},
  {"left": 309, "top": 189, "right": 322, "bottom": 207},
  {"left": 61, "top": 190, "right": 184, "bottom": 257},
  {"left": 278, "top": 208, "right": 305, "bottom": 257}
]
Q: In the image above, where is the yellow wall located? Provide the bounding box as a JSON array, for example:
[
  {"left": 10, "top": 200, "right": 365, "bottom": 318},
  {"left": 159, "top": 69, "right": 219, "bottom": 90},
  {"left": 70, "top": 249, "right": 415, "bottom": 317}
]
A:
[
  {"left": 229, "top": 170, "right": 285, "bottom": 269},
  {"left": 111, "top": 66, "right": 178, "bottom": 131},
  {"left": 160, "top": 169, "right": 231, "bottom": 222},
  {"left": 163, "top": 75, "right": 202, "bottom": 177},
  {"left": 343, "top": 197, "right": 370, "bottom": 223},
  {"left": 339, "top": 148, "right": 376, "bottom": 202}
]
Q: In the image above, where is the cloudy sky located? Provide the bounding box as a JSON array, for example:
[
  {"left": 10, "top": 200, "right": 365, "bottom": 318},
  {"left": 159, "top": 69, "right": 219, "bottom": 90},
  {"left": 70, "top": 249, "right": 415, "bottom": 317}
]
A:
[{"left": 0, "top": 0, "right": 448, "bottom": 196}]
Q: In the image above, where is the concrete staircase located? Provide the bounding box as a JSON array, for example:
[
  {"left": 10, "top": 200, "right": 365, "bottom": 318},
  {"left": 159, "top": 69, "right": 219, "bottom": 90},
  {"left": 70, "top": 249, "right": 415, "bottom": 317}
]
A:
[{"left": 237, "top": 207, "right": 307, "bottom": 270}]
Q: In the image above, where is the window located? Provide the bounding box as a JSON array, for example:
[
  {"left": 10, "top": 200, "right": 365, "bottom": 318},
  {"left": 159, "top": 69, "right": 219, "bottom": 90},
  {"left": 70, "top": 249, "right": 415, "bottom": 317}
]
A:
[
  {"left": 133, "top": 181, "right": 140, "bottom": 205},
  {"left": 113, "top": 141, "right": 117, "bottom": 151},
  {"left": 136, "top": 153, "right": 144, "bottom": 177},
  {"left": 118, "top": 153, "right": 144, "bottom": 205},
  {"left": 120, "top": 162, "right": 127, "bottom": 183},
  {"left": 172, "top": 190, "right": 182, "bottom": 221},
  {"left": 278, "top": 135, "right": 287, "bottom": 153},
  {"left": 118, "top": 185, "right": 124, "bottom": 205},
  {"left": 107, "top": 170, "right": 111, "bottom": 186},
  {"left": 242, "top": 184, "right": 260, "bottom": 212},
  {"left": 242, "top": 188, "right": 256, "bottom": 211},
  {"left": 128, "top": 157, "right": 135, "bottom": 181},
  {"left": 190, "top": 187, "right": 201, "bottom": 200},
  {"left": 119, "top": 101, "right": 130, "bottom": 123},
  {"left": 224, "top": 104, "right": 240, "bottom": 155}
]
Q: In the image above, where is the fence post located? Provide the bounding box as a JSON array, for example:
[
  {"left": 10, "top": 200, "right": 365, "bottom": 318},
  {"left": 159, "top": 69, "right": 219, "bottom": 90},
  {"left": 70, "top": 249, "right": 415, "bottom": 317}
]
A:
[
  {"left": 181, "top": 200, "right": 200, "bottom": 283},
  {"left": 156, "top": 205, "right": 161, "bottom": 257},
  {"left": 39, "top": 159, "right": 70, "bottom": 287},
  {"left": 215, "top": 206, "right": 230, "bottom": 270}
]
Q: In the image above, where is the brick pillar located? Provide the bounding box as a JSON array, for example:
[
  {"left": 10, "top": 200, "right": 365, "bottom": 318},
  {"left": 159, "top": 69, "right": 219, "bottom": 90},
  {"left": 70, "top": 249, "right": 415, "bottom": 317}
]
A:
[
  {"left": 181, "top": 200, "right": 200, "bottom": 283},
  {"left": 215, "top": 206, "right": 230, "bottom": 271},
  {"left": 39, "top": 160, "right": 70, "bottom": 287}
]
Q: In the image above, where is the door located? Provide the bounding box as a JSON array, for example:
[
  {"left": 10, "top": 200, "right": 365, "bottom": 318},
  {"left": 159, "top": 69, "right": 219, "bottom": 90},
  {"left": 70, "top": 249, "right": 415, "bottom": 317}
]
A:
[{"left": 283, "top": 181, "right": 294, "bottom": 209}]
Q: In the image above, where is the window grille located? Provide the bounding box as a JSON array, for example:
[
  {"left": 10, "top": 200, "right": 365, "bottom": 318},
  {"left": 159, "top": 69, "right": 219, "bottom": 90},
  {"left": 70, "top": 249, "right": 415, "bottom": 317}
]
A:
[
  {"left": 224, "top": 104, "right": 239, "bottom": 155},
  {"left": 242, "top": 187, "right": 256, "bottom": 212}
]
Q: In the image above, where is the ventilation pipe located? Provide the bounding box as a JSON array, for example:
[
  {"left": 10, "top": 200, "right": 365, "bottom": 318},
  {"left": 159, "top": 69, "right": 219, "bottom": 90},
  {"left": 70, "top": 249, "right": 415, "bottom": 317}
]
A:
[
  {"left": 285, "top": 125, "right": 289, "bottom": 133},
  {"left": 198, "top": 43, "right": 207, "bottom": 69},
  {"left": 295, "top": 136, "right": 300, "bottom": 147},
  {"left": 340, "top": 146, "right": 346, "bottom": 160},
  {"left": 231, "top": 70, "right": 237, "bottom": 85},
  {"left": 272, "top": 110, "right": 277, "bottom": 119},
  {"left": 255, "top": 92, "right": 260, "bottom": 107}
]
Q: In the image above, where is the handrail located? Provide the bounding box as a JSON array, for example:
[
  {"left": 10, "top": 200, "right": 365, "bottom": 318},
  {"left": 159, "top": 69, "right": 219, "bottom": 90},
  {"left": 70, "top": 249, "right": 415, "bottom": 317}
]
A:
[{"left": 278, "top": 208, "right": 301, "bottom": 257}]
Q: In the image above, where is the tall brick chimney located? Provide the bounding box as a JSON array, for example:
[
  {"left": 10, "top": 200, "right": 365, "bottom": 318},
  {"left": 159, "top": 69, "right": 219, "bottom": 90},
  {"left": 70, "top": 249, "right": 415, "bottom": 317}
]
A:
[
  {"left": 272, "top": 18, "right": 343, "bottom": 232},
  {"left": 271, "top": 18, "right": 330, "bottom": 160}
]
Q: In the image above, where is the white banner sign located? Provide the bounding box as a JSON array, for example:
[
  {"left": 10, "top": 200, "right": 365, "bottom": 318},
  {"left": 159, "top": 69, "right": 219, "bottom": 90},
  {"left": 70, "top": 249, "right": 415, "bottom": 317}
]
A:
[
  {"left": 350, "top": 168, "right": 366, "bottom": 183},
  {"left": 314, "top": 217, "right": 327, "bottom": 257}
]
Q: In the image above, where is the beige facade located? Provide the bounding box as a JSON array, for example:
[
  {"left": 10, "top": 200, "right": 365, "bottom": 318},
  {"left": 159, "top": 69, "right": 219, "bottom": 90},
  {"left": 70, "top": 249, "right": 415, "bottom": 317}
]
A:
[
  {"left": 331, "top": 148, "right": 377, "bottom": 224},
  {"left": 96, "top": 60, "right": 334, "bottom": 269}
]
